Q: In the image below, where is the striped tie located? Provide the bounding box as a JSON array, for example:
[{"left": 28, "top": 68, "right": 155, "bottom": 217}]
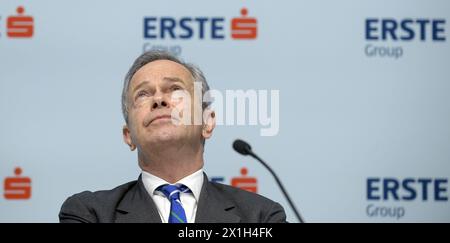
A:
[{"left": 158, "top": 184, "right": 191, "bottom": 223}]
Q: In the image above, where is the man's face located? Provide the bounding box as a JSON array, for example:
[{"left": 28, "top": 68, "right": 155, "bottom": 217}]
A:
[{"left": 123, "top": 60, "right": 207, "bottom": 151}]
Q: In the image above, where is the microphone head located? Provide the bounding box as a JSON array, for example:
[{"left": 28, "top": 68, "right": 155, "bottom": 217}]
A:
[{"left": 233, "top": 139, "right": 252, "bottom": 156}]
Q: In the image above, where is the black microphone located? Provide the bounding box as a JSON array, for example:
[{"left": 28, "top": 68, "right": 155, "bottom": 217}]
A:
[{"left": 233, "top": 139, "right": 305, "bottom": 223}]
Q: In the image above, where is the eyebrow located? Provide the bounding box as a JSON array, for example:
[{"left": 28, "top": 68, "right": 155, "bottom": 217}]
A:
[
  {"left": 131, "top": 77, "right": 187, "bottom": 94},
  {"left": 131, "top": 81, "right": 150, "bottom": 94},
  {"left": 162, "top": 77, "right": 187, "bottom": 85}
]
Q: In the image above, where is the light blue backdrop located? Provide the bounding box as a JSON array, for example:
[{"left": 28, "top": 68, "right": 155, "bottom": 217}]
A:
[{"left": 1, "top": 0, "right": 449, "bottom": 222}]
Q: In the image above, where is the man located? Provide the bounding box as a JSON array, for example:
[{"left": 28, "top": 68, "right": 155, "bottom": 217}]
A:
[{"left": 59, "top": 50, "right": 287, "bottom": 223}]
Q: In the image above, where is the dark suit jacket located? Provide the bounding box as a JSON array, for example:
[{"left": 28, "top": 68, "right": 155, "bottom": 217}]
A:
[{"left": 59, "top": 174, "right": 287, "bottom": 223}]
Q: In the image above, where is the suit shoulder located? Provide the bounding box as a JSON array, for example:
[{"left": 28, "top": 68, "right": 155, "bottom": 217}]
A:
[
  {"left": 59, "top": 180, "right": 137, "bottom": 223},
  {"left": 74, "top": 180, "right": 137, "bottom": 202},
  {"left": 208, "top": 182, "right": 287, "bottom": 223},
  {"left": 209, "top": 182, "right": 281, "bottom": 209}
]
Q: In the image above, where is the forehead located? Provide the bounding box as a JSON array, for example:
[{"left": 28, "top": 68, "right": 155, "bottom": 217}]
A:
[{"left": 130, "top": 59, "right": 193, "bottom": 87}]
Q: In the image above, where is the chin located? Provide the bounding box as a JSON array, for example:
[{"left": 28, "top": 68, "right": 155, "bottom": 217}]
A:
[{"left": 146, "top": 127, "right": 182, "bottom": 144}]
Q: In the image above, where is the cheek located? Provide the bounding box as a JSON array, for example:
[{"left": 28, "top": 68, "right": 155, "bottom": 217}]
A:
[
  {"left": 171, "top": 97, "right": 193, "bottom": 120},
  {"left": 172, "top": 99, "right": 186, "bottom": 111},
  {"left": 129, "top": 110, "right": 147, "bottom": 128}
]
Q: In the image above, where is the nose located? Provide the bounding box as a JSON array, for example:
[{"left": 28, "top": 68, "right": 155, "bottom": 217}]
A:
[{"left": 151, "top": 92, "right": 169, "bottom": 110}]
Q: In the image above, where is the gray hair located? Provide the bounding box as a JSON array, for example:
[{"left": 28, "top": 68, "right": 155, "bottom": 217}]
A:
[{"left": 121, "top": 50, "right": 211, "bottom": 124}]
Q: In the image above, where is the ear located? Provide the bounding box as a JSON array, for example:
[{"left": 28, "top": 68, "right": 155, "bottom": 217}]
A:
[
  {"left": 202, "top": 109, "right": 216, "bottom": 140},
  {"left": 122, "top": 124, "right": 136, "bottom": 151}
]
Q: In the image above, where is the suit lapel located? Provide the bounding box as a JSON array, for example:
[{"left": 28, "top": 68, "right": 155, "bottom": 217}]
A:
[
  {"left": 113, "top": 174, "right": 241, "bottom": 223},
  {"left": 115, "top": 176, "right": 162, "bottom": 223},
  {"left": 195, "top": 174, "right": 241, "bottom": 223}
]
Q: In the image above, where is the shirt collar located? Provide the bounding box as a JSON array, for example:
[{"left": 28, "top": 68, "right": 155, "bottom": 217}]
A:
[{"left": 141, "top": 169, "right": 204, "bottom": 202}]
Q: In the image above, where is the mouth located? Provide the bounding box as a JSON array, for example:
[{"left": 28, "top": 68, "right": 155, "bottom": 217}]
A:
[{"left": 149, "top": 115, "right": 174, "bottom": 125}]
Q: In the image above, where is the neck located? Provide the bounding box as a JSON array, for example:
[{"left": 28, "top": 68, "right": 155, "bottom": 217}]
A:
[{"left": 138, "top": 142, "right": 204, "bottom": 183}]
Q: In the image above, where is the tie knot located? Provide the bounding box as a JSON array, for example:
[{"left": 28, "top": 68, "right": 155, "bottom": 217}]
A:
[{"left": 158, "top": 184, "right": 191, "bottom": 201}]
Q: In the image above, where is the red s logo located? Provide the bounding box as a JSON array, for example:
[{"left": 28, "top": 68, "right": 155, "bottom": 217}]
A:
[
  {"left": 231, "top": 8, "right": 257, "bottom": 40},
  {"left": 4, "top": 167, "right": 32, "bottom": 200},
  {"left": 7, "top": 6, "right": 34, "bottom": 38}
]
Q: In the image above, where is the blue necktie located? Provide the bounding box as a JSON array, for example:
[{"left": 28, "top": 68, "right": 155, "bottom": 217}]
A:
[{"left": 158, "top": 184, "right": 191, "bottom": 223}]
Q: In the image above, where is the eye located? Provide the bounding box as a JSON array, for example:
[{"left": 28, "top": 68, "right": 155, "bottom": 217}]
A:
[
  {"left": 171, "top": 85, "right": 183, "bottom": 91},
  {"left": 136, "top": 90, "right": 149, "bottom": 98}
]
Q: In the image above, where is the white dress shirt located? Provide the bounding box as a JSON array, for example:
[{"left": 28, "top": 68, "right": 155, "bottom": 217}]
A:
[{"left": 141, "top": 169, "right": 204, "bottom": 223}]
